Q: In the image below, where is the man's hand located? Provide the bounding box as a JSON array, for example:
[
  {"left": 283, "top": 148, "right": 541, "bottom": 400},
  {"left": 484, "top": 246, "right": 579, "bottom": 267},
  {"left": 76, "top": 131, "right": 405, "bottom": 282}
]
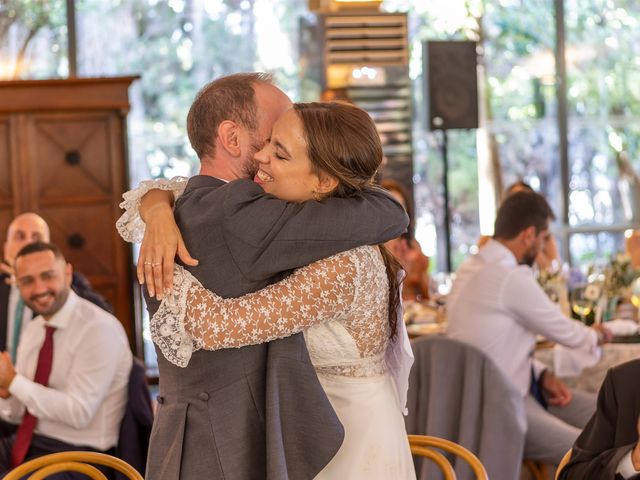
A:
[
  {"left": 632, "top": 416, "right": 640, "bottom": 471},
  {"left": 541, "top": 371, "right": 572, "bottom": 407},
  {"left": 0, "top": 352, "right": 16, "bottom": 390},
  {"left": 592, "top": 324, "right": 614, "bottom": 345}
]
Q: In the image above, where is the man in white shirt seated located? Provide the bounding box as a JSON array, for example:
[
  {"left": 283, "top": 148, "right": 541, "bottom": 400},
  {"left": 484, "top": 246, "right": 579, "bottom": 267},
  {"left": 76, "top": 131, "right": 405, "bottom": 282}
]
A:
[
  {"left": 0, "top": 242, "right": 132, "bottom": 475},
  {"left": 447, "top": 190, "right": 612, "bottom": 466},
  {"left": 1, "top": 213, "right": 112, "bottom": 364}
]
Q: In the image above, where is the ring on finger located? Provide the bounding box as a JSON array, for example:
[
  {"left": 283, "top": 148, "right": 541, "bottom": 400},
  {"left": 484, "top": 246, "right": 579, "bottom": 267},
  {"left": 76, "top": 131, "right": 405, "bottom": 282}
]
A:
[
  {"left": 144, "top": 261, "right": 152, "bottom": 265},
  {"left": 152, "top": 262, "right": 162, "bottom": 267}
]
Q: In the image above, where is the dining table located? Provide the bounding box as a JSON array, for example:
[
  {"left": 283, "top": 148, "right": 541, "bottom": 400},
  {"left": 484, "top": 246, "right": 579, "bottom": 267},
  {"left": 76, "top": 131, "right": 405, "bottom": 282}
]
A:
[{"left": 534, "top": 335, "right": 640, "bottom": 393}]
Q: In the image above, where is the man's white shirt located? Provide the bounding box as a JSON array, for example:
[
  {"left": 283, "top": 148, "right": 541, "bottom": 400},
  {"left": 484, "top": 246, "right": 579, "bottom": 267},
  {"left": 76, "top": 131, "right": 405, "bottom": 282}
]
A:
[
  {"left": 0, "top": 291, "right": 132, "bottom": 450},
  {"left": 447, "top": 239, "right": 599, "bottom": 397},
  {"left": 617, "top": 450, "right": 640, "bottom": 477}
]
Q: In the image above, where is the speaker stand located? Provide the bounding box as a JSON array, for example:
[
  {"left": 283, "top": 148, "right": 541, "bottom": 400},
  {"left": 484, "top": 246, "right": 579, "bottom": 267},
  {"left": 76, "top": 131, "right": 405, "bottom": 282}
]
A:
[{"left": 441, "top": 129, "right": 453, "bottom": 273}]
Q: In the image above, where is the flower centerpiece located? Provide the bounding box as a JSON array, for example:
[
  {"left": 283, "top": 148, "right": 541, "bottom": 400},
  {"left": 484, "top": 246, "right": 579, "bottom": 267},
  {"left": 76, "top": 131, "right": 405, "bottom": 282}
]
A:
[
  {"left": 593, "top": 254, "right": 640, "bottom": 322},
  {"left": 537, "top": 267, "right": 571, "bottom": 316}
]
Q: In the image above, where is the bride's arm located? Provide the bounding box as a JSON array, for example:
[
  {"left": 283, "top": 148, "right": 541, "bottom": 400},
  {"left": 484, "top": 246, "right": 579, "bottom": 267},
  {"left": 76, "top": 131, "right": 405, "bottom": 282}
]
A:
[
  {"left": 152, "top": 249, "right": 360, "bottom": 361},
  {"left": 116, "top": 177, "right": 198, "bottom": 297}
]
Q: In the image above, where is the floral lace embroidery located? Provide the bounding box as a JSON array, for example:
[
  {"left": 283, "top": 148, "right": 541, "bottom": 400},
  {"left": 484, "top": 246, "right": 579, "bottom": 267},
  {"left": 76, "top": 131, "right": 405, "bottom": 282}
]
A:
[
  {"left": 115, "top": 176, "right": 188, "bottom": 243},
  {"left": 314, "top": 354, "right": 387, "bottom": 379},
  {"left": 151, "top": 245, "right": 391, "bottom": 377}
]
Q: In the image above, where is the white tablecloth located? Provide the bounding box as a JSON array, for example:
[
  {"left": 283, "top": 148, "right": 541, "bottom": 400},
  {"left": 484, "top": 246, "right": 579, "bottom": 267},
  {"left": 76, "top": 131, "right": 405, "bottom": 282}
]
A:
[{"left": 535, "top": 342, "right": 640, "bottom": 393}]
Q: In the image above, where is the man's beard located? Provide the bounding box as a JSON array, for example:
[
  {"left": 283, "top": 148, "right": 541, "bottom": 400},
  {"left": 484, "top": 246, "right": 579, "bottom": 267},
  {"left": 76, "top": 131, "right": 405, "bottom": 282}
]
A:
[
  {"left": 521, "top": 248, "right": 537, "bottom": 267},
  {"left": 241, "top": 145, "right": 262, "bottom": 179},
  {"left": 27, "top": 286, "right": 70, "bottom": 318},
  {"left": 242, "top": 157, "right": 259, "bottom": 180}
]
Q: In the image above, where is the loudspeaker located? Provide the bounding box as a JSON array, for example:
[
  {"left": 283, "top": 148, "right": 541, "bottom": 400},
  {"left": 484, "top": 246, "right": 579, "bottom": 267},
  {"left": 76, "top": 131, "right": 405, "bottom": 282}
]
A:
[{"left": 425, "top": 41, "right": 479, "bottom": 130}]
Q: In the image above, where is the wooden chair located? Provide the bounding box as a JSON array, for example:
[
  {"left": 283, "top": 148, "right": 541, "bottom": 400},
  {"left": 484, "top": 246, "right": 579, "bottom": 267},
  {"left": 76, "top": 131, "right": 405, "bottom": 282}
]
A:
[
  {"left": 410, "top": 444, "right": 456, "bottom": 480},
  {"left": 523, "top": 459, "right": 550, "bottom": 480},
  {"left": 554, "top": 449, "right": 573, "bottom": 480},
  {"left": 4, "top": 451, "right": 143, "bottom": 480},
  {"left": 408, "top": 434, "right": 489, "bottom": 480}
]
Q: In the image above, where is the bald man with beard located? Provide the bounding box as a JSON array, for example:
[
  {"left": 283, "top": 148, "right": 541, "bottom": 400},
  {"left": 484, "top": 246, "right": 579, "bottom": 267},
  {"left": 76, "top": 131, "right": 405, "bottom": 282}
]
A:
[{"left": 1, "top": 213, "right": 111, "bottom": 360}]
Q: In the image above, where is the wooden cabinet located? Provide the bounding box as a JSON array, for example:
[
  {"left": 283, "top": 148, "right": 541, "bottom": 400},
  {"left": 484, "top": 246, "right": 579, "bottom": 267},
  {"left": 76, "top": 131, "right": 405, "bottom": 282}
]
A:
[{"left": 0, "top": 77, "right": 138, "bottom": 346}]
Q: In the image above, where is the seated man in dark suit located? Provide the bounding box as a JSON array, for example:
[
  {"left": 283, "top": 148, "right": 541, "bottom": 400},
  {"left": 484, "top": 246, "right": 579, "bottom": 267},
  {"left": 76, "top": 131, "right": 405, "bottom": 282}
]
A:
[
  {"left": 559, "top": 359, "right": 640, "bottom": 479},
  {"left": 1, "top": 213, "right": 111, "bottom": 362}
]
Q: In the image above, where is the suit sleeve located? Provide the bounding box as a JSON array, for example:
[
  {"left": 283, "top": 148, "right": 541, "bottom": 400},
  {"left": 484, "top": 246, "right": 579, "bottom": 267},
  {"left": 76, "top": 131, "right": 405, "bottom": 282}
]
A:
[
  {"left": 559, "top": 368, "right": 636, "bottom": 479},
  {"left": 219, "top": 180, "right": 408, "bottom": 281}
]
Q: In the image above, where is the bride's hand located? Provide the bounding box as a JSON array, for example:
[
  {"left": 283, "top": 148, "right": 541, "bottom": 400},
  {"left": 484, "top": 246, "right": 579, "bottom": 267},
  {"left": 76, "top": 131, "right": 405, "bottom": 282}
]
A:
[{"left": 137, "top": 203, "right": 198, "bottom": 299}]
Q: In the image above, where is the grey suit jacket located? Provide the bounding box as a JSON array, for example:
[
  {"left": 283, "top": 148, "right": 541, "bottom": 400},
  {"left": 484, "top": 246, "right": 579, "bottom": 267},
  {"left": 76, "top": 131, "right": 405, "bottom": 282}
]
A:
[
  {"left": 559, "top": 359, "right": 640, "bottom": 480},
  {"left": 145, "top": 176, "right": 408, "bottom": 480},
  {"left": 405, "top": 336, "right": 527, "bottom": 480}
]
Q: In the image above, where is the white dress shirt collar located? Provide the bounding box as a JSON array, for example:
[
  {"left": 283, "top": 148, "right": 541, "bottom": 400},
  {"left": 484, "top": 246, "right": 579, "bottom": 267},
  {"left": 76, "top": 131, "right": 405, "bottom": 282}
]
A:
[{"left": 477, "top": 238, "right": 518, "bottom": 268}]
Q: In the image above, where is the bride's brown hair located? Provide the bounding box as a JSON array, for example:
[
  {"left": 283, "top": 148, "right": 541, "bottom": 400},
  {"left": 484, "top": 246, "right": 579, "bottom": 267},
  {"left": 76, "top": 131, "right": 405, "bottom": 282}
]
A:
[{"left": 293, "top": 101, "right": 403, "bottom": 340}]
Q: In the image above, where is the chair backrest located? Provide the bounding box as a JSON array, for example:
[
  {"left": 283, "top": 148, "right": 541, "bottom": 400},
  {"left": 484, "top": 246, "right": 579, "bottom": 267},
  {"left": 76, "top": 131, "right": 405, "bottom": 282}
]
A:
[
  {"left": 405, "top": 335, "right": 527, "bottom": 480},
  {"left": 409, "top": 435, "right": 488, "bottom": 480},
  {"left": 554, "top": 448, "right": 573, "bottom": 480},
  {"left": 410, "top": 444, "right": 456, "bottom": 480},
  {"left": 4, "top": 451, "right": 143, "bottom": 480}
]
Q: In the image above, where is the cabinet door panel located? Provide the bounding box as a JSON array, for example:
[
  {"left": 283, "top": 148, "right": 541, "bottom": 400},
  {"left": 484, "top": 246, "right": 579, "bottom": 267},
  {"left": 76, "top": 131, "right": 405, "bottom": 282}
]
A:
[
  {"left": 29, "top": 113, "right": 114, "bottom": 200},
  {"left": 42, "top": 204, "right": 116, "bottom": 276}
]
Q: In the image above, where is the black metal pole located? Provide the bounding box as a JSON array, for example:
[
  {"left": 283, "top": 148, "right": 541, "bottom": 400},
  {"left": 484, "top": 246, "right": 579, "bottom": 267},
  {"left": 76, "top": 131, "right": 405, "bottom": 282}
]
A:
[
  {"left": 555, "top": 0, "right": 570, "bottom": 262},
  {"left": 442, "top": 129, "right": 453, "bottom": 272},
  {"left": 66, "top": 0, "right": 77, "bottom": 77}
]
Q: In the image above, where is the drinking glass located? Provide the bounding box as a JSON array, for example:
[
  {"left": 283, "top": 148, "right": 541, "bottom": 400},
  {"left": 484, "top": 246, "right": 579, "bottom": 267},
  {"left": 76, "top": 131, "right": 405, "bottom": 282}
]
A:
[{"left": 570, "top": 286, "right": 593, "bottom": 325}]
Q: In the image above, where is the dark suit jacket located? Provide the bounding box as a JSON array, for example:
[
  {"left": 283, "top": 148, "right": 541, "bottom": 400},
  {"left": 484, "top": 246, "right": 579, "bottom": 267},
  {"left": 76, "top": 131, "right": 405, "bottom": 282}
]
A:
[
  {"left": 0, "top": 272, "right": 112, "bottom": 350},
  {"left": 559, "top": 359, "right": 640, "bottom": 480},
  {"left": 145, "top": 177, "right": 408, "bottom": 480}
]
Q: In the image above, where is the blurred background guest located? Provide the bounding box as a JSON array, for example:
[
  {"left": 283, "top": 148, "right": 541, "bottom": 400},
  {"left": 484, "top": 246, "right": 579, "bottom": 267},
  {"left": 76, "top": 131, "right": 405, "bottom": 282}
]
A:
[
  {"left": 479, "top": 180, "right": 561, "bottom": 273},
  {"left": 380, "top": 179, "right": 430, "bottom": 302},
  {"left": 448, "top": 191, "right": 612, "bottom": 467}
]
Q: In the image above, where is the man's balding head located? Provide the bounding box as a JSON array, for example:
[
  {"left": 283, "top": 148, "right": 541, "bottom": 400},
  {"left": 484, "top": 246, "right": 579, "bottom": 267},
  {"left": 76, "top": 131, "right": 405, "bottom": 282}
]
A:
[
  {"left": 3, "top": 213, "right": 51, "bottom": 267},
  {"left": 187, "top": 72, "right": 291, "bottom": 179}
]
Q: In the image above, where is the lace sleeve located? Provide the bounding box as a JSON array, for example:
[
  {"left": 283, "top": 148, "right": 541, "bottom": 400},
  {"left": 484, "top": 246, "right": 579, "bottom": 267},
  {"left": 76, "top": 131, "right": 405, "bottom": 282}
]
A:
[
  {"left": 151, "top": 249, "right": 362, "bottom": 367},
  {"left": 115, "top": 176, "right": 189, "bottom": 243}
]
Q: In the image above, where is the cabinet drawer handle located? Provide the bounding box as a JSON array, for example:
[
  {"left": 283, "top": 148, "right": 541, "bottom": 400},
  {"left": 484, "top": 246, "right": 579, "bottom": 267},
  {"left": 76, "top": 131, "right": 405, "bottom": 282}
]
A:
[
  {"left": 67, "top": 233, "right": 85, "bottom": 249},
  {"left": 65, "top": 150, "right": 81, "bottom": 165}
]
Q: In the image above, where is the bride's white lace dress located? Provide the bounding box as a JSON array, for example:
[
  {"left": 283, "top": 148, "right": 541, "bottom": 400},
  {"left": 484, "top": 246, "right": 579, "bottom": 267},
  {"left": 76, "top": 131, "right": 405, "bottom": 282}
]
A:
[{"left": 117, "top": 179, "right": 415, "bottom": 479}]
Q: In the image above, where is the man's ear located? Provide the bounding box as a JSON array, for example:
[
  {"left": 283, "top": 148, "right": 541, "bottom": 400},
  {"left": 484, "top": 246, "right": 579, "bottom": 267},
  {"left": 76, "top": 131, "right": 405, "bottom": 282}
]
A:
[
  {"left": 521, "top": 225, "right": 537, "bottom": 244},
  {"left": 64, "top": 262, "right": 73, "bottom": 287},
  {"left": 316, "top": 173, "right": 339, "bottom": 195},
  {"left": 217, "top": 120, "right": 242, "bottom": 157}
]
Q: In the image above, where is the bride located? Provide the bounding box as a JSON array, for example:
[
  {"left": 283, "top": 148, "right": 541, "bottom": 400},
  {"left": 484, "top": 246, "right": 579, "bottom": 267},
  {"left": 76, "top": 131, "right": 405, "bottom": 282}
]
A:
[{"left": 125, "top": 102, "right": 415, "bottom": 479}]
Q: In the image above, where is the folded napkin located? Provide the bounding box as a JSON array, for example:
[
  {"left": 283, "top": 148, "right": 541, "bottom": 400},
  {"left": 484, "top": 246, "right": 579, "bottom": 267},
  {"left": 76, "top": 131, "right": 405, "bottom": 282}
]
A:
[{"left": 604, "top": 319, "right": 640, "bottom": 336}]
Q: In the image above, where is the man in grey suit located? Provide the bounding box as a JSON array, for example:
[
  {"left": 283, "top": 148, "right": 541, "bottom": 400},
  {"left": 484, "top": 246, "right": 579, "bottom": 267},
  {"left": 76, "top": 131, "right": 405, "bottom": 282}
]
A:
[{"left": 139, "top": 73, "right": 409, "bottom": 479}]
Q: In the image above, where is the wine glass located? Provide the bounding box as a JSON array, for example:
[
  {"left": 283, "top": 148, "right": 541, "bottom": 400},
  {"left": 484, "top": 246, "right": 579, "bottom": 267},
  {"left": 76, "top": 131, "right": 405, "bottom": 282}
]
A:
[
  {"left": 570, "top": 286, "right": 594, "bottom": 325},
  {"left": 629, "top": 277, "right": 640, "bottom": 322},
  {"left": 630, "top": 278, "right": 640, "bottom": 308},
  {"left": 432, "top": 272, "right": 454, "bottom": 297}
]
